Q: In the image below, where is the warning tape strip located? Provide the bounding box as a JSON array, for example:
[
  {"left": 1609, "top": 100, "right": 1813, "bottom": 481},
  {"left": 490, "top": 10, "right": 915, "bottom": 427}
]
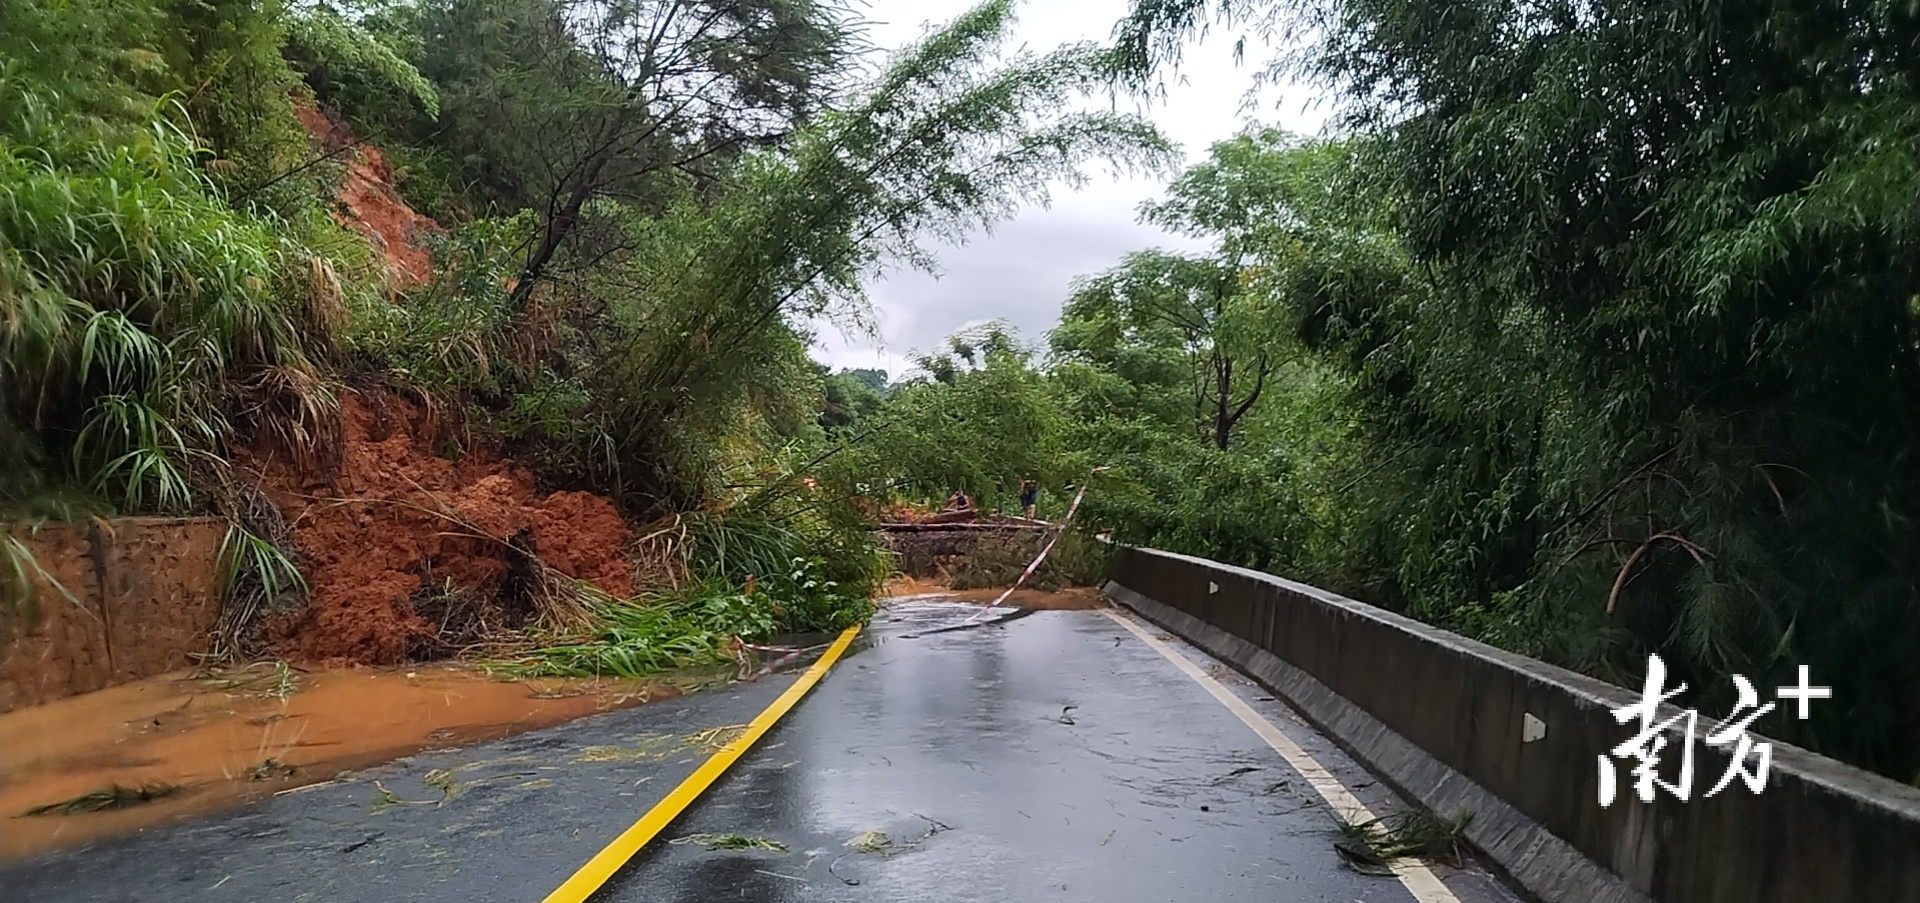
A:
[
  {"left": 735, "top": 638, "right": 810, "bottom": 653},
  {"left": 730, "top": 636, "right": 839, "bottom": 679},
  {"left": 951, "top": 478, "right": 1094, "bottom": 627}
]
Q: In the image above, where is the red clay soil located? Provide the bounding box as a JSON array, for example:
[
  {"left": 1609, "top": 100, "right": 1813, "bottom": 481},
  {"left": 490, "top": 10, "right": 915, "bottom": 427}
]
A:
[
  {"left": 879, "top": 501, "right": 936, "bottom": 524},
  {"left": 293, "top": 104, "right": 443, "bottom": 287},
  {"left": 244, "top": 390, "right": 633, "bottom": 666}
]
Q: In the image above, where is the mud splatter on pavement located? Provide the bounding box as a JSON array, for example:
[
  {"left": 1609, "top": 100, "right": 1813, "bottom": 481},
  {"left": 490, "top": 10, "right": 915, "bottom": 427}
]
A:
[{"left": 0, "top": 664, "right": 681, "bottom": 860}]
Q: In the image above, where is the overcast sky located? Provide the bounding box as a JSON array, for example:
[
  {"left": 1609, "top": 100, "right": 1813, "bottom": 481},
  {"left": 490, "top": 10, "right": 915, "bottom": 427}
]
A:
[{"left": 807, "top": 0, "right": 1331, "bottom": 378}]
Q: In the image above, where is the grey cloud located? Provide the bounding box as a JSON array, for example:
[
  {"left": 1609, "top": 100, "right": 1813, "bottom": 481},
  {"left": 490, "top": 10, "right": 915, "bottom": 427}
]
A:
[
  {"left": 813, "top": 199, "right": 1208, "bottom": 373},
  {"left": 809, "top": 0, "right": 1329, "bottom": 376}
]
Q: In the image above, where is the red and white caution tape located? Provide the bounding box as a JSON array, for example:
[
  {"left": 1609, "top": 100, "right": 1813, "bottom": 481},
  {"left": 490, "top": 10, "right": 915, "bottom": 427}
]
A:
[
  {"left": 952, "top": 478, "right": 1094, "bottom": 626},
  {"left": 733, "top": 637, "right": 813, "bottom": 655},
  {"left": 731, "top": 635, "right": 836, "bottom": 679}
]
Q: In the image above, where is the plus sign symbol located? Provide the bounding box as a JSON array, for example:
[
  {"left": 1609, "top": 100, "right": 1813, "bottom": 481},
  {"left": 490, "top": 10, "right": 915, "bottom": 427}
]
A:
[{"left": 1776, "top": 665, "right": 1831, "bottom": 720}]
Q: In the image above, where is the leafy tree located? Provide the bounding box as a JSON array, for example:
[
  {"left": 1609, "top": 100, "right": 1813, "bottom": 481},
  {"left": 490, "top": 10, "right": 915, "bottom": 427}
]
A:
[
  {"left": 561, "top": 0, "right": 1171, "bottom": 509},
  {"left": 285, "top": 1, "right": 442, "bottom": 130},
  {"left": 1113, "top": 0, "right": 1920, "bottom": 776},
  {"left": 1031, "top": 132, "right": 1384, "bottom": 575},
  {"left": 396, "top": 0, "right": 863, "bottom": 309},
  {"left": 819, "top": 366, "right": 887, "bottom": 430},
  {"left": 158, "top": 0, "right": 315, "bottom": 201},
  {"left": 1053, "top": 129, "right": 1373, "bottom": 453},
  {"left": 832, "top": 324, "right": 1068, "bottom": 504},
  {"left": 1060, "top": 250, "right": 1275, "bottom": 449},
  {"left": 839, "top": 368, "right": 887, "bottom": 393}
]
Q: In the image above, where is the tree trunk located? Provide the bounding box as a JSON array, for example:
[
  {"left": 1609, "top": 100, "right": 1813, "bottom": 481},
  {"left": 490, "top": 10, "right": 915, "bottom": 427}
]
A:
[
  {"left": 1213, "top": 355, "right": 1233, "bottom": 449},
  {"left": 509, "top": 128, "right": 622, "bottom": 311}
]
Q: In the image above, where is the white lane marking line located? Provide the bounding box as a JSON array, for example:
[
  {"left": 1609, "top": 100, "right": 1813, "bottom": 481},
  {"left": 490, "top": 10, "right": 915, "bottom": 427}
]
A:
[{"left": 1101, "top": 608, "right": 1462, "bottom": 903}]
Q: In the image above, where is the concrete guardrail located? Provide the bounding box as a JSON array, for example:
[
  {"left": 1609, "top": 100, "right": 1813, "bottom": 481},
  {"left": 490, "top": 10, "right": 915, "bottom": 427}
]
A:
[{"left": 1104, "top": 544, "right": 1920, "bottom": 903}]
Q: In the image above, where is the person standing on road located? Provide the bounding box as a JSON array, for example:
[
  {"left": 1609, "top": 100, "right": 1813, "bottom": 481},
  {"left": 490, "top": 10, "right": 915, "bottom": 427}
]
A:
[{"left": 1019, "top": 479, "right": 1039, "bottom": 519}]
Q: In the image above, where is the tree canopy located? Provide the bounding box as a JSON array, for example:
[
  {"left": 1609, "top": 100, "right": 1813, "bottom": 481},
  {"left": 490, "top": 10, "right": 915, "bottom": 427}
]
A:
[
  {"left": 1077, "top": 0, "right": 1920, "bottom": 778},
  {"left": 840, "top": 0, "right": 1920, "bottom": 780}
]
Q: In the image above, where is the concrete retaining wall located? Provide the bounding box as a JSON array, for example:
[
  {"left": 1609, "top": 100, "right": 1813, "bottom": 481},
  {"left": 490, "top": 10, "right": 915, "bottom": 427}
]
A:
[
  {"left": 2, "top": 518, "right": 227, "bottom": 711},
  {"left": 1106, "top": 544, "right": 1920, "bottom": 903}
]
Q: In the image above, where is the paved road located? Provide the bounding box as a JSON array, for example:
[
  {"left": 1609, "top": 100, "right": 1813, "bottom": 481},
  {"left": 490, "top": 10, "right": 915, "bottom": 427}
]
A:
[{"left": 1, "top": 598, "right": 1524, "bottom": 903}]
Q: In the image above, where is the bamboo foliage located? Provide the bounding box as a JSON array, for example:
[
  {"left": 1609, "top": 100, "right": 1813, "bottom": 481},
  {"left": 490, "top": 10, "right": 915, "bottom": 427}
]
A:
[
  {"left": 1095, "top": 0, "right": 1920, "bottom": 778},
  {"left": 1, "top": 91, "right": 327, "bottom": 514}
]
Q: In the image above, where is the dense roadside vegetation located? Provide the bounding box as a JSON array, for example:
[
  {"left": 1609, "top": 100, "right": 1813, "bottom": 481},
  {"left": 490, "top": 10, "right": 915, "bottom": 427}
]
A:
[
  {"left": 820, "top": 0, "right": 1920, "bottom": 781},
  {"left": 1, "top": 0, "right": 1168, "bottom": 669},
  {"left": 3, "top": 0, "right": 1915, "bottom": 784}
]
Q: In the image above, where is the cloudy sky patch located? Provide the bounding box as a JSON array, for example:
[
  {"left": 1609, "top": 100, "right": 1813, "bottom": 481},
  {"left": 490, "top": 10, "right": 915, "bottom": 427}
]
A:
[{"left": 807, "top": 0, "right": 1331, "bottom": 378}]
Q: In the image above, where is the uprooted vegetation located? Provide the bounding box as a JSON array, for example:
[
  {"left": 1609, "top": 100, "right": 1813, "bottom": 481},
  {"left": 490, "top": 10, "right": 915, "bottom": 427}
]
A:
[
  {"left": 486, "top": 561, "right": 869, "bottom": 678},
  {"left": 943, "top": 529, "right": 1112, "bottom": 592},
  {"left": 21, "top": 783, "right": 184, "bottom": 817},
  {"left": 670, "top": 833, "right": 788, "bottom": 853},
  {"left": 0, "top": 0, "right": 1170, "bottom": 673},
  {"left": 1333, "top": 809, "right": 1475, "bottom": 877}
]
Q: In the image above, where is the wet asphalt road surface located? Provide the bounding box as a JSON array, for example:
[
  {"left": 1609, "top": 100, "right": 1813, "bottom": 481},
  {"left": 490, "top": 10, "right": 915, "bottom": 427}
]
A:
[
  {"left": 0, "top": 669, "right": 798, "bottom": 902},
  {"left": 0, "top": 599, "right": 1525, "bottom": 903},
  {"left": 597, "top": 600, "right": 1520, "bottom": 903}
]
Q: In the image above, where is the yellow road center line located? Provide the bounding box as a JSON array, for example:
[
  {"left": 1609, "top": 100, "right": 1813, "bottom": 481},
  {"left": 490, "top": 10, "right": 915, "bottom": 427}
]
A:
[
  {"left": 1101, "top": 609, "right": 1462, "bottom": 903},
  {"left": 540, "top": 624, "right": 863, "bottom": 903}
]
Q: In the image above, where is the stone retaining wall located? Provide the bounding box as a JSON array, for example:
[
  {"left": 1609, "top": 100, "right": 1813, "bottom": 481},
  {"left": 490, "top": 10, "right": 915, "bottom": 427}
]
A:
[{"left": 2, "top": 518, "right": 226, "bottom": 711}]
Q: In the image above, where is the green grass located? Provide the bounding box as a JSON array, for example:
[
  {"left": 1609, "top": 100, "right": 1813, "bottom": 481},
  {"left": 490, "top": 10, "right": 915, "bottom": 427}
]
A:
[
  {"left": 209, "top": 522, "right": 307, "bottom": 660},
  {"left": 485, "top": 581, "right": 774, "bottom": 679},
  {"left": 487, "top": 559, "right": 871, "bottom": 680},
  {"left": 2, "top": 85, "right": 332, "bottom": 518}
]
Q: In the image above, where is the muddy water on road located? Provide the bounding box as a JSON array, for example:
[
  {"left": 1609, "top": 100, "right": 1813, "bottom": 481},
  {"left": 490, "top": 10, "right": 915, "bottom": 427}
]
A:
[
  {"left": 0, "top": 664, "right": 727, "bottom": 860},
  {"left": 0, "top": 585, "right": 1093, "bottom": 860}
]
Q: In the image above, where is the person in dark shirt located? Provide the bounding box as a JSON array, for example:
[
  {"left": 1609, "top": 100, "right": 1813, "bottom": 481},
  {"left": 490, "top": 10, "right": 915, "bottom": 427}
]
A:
[
  {"left": 945, "top": 488, "right": 972, "bottom": 512},
  {"left": 1019, "top": 479, "right": 1038, "bottom": 519}
]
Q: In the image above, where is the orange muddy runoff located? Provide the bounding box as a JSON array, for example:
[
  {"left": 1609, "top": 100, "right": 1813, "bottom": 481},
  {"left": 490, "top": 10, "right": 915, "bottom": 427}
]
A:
[{"left": 0, "top": 665, "right": 699, "bottom": 860}]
